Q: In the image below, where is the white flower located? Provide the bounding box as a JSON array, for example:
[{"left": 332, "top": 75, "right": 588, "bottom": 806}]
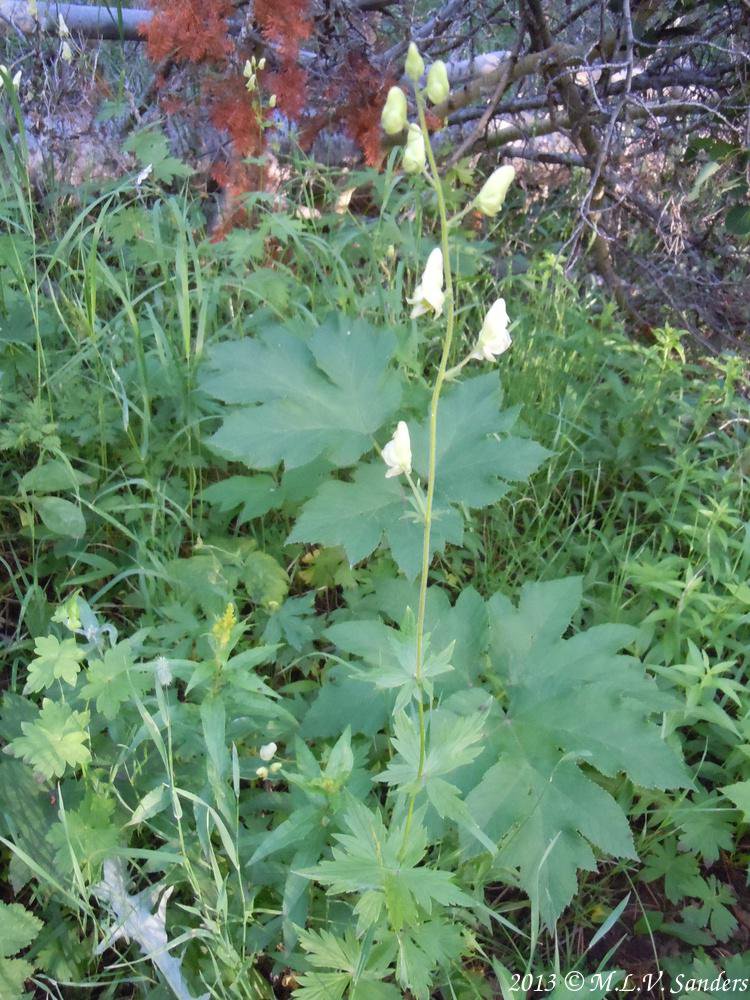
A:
[
  {"left": 402, "top": 123, "right": 426, "bottom": 174},
  {"left": 470, "top": 299, "right": 512, "bottom": 361},
  {"left": 382, "top": 421, "right": 412, "bottom": 479},
  {"left": 256, "top": 766, "right": 269, "bottom": 779},
  {"left": 473, "top": 165, "right": 515, "bottom": 217},
  {"left": 259, "top": 741, "right": 277, "bottom": 761},
  {"left": 155, "top": 656, "right": 172, "bottom": 687},
  {"left": 407, "top": 247, "right": 444, "bottom": 318}
]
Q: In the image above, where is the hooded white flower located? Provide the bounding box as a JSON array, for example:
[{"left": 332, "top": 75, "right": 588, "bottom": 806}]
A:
[
  {"left": 407, "top": 248, "right": 444, "bottom": 318},
  {"left": 402, "top": 123, "right": 426, "bottom": 174},
  {"left": 259, "top": 741, "right": 277, "bottom": 761},
  {"left": 470, "top": 299, "right": 512, "bottom": 361},
  {"left": 473, "top": 165, "right": 515, "bottom": 217},
  {"left": 382, "top": 421, "right": 412, "bottom": 478}
]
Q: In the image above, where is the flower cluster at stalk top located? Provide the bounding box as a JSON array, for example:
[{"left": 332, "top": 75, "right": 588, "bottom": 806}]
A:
[{"left": 380, "top": 41, "right": 517, "bottom": 483}]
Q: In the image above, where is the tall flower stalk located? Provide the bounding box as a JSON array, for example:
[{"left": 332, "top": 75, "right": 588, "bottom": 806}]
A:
[{"left": 381, "top": 51, "right": 515, "bottom": 849}]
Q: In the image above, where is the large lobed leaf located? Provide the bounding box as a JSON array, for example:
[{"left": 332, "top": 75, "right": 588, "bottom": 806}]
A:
[
  {"left": 465, "top": 577, "right": 691, "bottom": 926},
  {"left": 202, "top": 316, "right": 401, "bottom": 470},
  {"left": 289, "top": 374, "right": 548, "bottom": 577}
]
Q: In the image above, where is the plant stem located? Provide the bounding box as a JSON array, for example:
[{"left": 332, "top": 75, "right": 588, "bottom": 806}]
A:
[{"left": 401, "top": 88, "right": 456, "bottom": 849}]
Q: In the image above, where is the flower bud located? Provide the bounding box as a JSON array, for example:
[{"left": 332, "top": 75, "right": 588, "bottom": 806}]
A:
[
  {"left": 426, "top": 61, "right": 450, "bottom": 105},
  {"left": 255, "top": 766, "right": 269, "bottom": 780},
  {"left": 270, "top": 761, "right": 283, "bottom": 773},
  {"left": 259, "top": 741, "right": 277, "bottom": 762},
  {"left": 405, "top": 42, "right": 424, "bottom": 82},
  {"left": 473, "top": 165, "right": 515, "bottom": 216},
  {"left": 402, "top": 123, "right": 426, "bottom": 174},
  {"left": 381, "top": 86, "right": 408, "bottom": 135}
]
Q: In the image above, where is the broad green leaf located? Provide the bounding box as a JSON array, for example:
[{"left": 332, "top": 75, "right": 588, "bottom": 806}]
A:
[
  {"left": 9, "top": 699, "right": 91, "bottom": 780},
  {"left": 20, "top": 459, "right": 94, "bottom": 494},
  {"left": 288, "top": 463, "right": 462, "bottom": 579},
  {"left": 0, "top": 901, "right": 43, "bottom": 958},
  {"left": 203, "top": 316, "right": 401, "bottom": 469},
  {"left": 32, "top": 496, "right": 86, "bottom": 538},
  {"left": 290, "top": 375, "right": 547, "bottom": 575},
  {"left": 202, "top": 474, "right": 283, "bottom": 523},
  {"left": 0, "top": 956, "right": 34, "bottom": 998},
  {"left": 463, "top": 577, "right": 689, "bottom": 927},
  {"left": 46, "top": 793, "right": 121, "bottom": 877},
  {"left": 243, "top": 551, "right": 289, "bottom": 609},
  {"left": 79, "top": 643, "right": 147, "bottom": 720},
  {"left": 411, "top": 373, "right": 550, "bottom": 507},
  {"left": 722, "top": 780, "right": 750, "bottom": 822},
  {"left": 24, "top": 635, "right": 85, "bottom": 694}
]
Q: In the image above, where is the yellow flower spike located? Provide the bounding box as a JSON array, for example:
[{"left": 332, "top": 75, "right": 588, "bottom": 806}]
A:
[{"left": 211, "top": 603, "right": 237, "bottom": 650}]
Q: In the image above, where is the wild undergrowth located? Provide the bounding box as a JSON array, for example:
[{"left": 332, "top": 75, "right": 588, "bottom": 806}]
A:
[{"left": 1, "top": 56, "right": 749, "bottom": 999}]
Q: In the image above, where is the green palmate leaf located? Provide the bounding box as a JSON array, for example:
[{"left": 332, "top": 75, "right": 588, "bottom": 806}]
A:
[
  {"left": 304, "top": 799, "right": 474, "bottom": 935},
  {"left": 9, "top": 699, "right": 91, "bottom": 780},
  {"left": 79, "top": 642, "right": 148, "bottom": 721},
  {"left": 722, "top": 780, "right": 750, "bottom": 822},
  {"left": 464, "top": 577, "right": 690, "bottom": 927},
  {"left": 0, "top": 901, "right": 43, "bottom": 997},
  {"left": 0, "top": 956, "right": 34, "bottom": 999},
  {"left": 46, "top": 793, "right": 122, "bottom": 877},
  {"left": 294, "top": 927, "right": 399, "bottom": 1000},
  {"left": 325, "top": 613, "right": 454, "bottom": 712},
  {"left": 203, "top": 316, "right": 401, "bottom": 470},
  {"left": 289, "top": 375, "right": 547, "bottom": 576},
  {"left": 24, "top": 635, "right": 86, "bottom": 694},
  {"left": 287, "top": 463, "right": 462, "bottom": 579},
  {"left": 411, "top": 372, "right": 550, "bottom": 507},
  {"left": 0, "top": 901, "right": 43, "bottom": 958}
]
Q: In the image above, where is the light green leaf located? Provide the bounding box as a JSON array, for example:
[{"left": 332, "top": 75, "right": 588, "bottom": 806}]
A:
[
  {"left": 411, "top": 373, "right": 550, "bottom": 507},
  {"left": 80, "top": 643, "right": 147, "bottom": 720},
  {"left": 722, "top": 780, "right": 750, "bottom": 822},
  {"left": 20, "top": 459, "right": 93, "bottom": 494},
  {"left": 32, "top": 496, "right": 86, "bottom": 538},
  {"left": 0, "top": 956, "right": 34, "bottom": 998},
  {"left": 24, "top": 635, "right": 85, "bottom": 694},
  {"left": 0, "top": 901, "right": 43, "bottom": 958},
  {"left": 289, "top": 463, "right": 462, "bottom": 579},
  {"left": 243, "top": 551, "right": 289, "bottom": 609},
  {"left": 463, "top": 577, "right": 689, "bottom": 928},
  {"left": 204, "top": 316, "right": 401, "bottom": 470},
  {"left": 9, "top": 699, "right": 91, "bottom": 780}
]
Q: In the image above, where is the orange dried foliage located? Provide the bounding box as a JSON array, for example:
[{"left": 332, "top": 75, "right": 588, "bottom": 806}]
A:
[
  {"left": 266, "top": 63, "right": 309, "bottom": 120},
  {"left": 334, "top": 55, "right": 392, "bottom": 167},
  {"left": 208, "top": 74, "right": 264, "bottom": 156},
  {"left": 255, "top": 0, "right": 312, "bottom": 57},
  {"left": 143, "top": 0, "right": 233, "bottom": 65}
]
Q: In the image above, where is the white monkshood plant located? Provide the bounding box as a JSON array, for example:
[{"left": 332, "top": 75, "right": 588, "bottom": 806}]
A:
[{"left": 2, "top": 40, "right": 694, "bottom": 1000}]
